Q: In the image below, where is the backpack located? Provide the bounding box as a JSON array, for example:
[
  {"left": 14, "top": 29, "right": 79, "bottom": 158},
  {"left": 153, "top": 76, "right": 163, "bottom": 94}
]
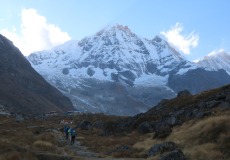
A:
[
  {"left": 70, "top": 129, "right": 76, "bottom": 136},
  {"left": 64, "top": 126, "right": 69, "bottom": 132}
]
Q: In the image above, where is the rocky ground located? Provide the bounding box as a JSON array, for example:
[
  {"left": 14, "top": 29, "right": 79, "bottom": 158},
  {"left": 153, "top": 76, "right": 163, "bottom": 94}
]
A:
[
  {"left": 0, "top": 113, "right": 147, "bottom": 160},
  {"left": 0, "top": 84, "right": 230, "bottom": 160}
]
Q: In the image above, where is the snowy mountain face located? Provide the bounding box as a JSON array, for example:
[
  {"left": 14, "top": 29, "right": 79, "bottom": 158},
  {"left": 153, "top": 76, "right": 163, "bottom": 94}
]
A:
[
  {"left": 196, "top": 51, "right": 230, "bottom": 75},
  {"left": 29, "top": 25, "right": 193, "bottom": 85},
  {"left": 27, "top": 24, "right": 230, "bottom": 115}
]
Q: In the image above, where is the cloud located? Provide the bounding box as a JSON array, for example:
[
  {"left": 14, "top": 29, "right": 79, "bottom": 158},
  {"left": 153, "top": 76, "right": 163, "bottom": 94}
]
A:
[
  {"left": 0, "top": 8, "right": 71, "bottom": 56},
  {"left": 161, "top": 23, "right": 199, "bottom": 55},
  {"left": 193, "top": 49, "right": 226, "bottom": 63},
  {"left": 207, "top": 49, "right": 224, "bottom": 57}
]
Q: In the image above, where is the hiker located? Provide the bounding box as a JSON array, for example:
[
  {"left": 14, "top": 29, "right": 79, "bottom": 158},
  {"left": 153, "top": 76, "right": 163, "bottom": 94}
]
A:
[
  {"left": 68, "top": 127, "right": 77, "bottom": 145},
  {"left": 64, "top": 125, "right": 70, "bottom": 140},
  {"left": 60, "top": 119, "right": 73, "bottom": 125}
]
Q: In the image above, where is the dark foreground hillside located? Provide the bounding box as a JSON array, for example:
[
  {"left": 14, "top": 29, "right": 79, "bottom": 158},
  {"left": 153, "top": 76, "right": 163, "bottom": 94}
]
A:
[
  {"left": 0, "top": 84, "right": 229, "bottom": 159},
  {"left": 0, "top": 34, "right": 74, "bottom": 114}
]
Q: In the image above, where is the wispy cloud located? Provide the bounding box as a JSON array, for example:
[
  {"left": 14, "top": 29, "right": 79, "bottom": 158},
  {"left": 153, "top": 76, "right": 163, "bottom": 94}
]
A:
[
  {"left": 193, "top": 49, "right": 226, "bottom": 63},
  {"left": 207, "top": 49, "right": 225, "bottom": 56},
  {"left": 161, "top": 23, "right": 199, "bottom": 55},
  {"left": 0, "top": 8, "right": 71, "bottom": 56}
]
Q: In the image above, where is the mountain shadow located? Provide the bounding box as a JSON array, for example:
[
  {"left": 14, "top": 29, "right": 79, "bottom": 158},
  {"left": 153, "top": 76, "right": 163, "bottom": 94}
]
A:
[{"left": 0, "top": 34, "right": 74, "bottom": 114}]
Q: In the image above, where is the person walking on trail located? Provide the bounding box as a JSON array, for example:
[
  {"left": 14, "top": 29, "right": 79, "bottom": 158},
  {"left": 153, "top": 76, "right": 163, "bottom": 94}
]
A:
[
  {"left": 68, "top": 127, "right": 77, "bottom": 145},
  {"left": 64, "top": 125, "right": 70, "bottom": 140}
]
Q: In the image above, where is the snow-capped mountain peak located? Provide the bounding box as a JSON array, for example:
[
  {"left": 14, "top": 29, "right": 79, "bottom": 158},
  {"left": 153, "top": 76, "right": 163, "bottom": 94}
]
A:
[
  {"left": 28, "top": 24, "right": 196, "bottom": 85},
  {"left": 197, "top": 50, "right": 230, "bottom": 75},
  {"left": 26, "top": 24, "right": 230, "bottom": 115},
  {"left": 78, "top": 24, "right": 187, "bottom": 72},
  {"left": 27, "top": 24, "right": 192, "bottom": 114},
  {"left": 97, "top": 24, "right": 135, "bottom": 37}
]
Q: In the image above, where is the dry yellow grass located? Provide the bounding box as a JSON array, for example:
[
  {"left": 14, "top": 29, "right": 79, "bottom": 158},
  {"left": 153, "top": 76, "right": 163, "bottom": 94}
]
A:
[
  {"left": 35, "top": 132, "right": 57, "bottom": 146},
  {"left": 0, "top": 116, "right": 69, "bottom": 159},
  {"left": 131, "top": 112, "right": 230, "bottom": 159},
  {"left": 133, "top": 133, "right": 161, "bottom": 151},
  {"left": 185, "top": 143, "right": 224, "bottom": 160},
  {"left": 0, "top": 151, "right": 37, "bottom": 160},
  {"left": 78, "top": 129, "right": 146, "bottom": 158},
  {"left": 79, "top": 130, "right": 136, "bottom": 152},
  {"left": 166, "top": 114, "right": 230, "bottom": 159},
  {"left": 0, "top": 106, "right": 229, "bottom": 159},
  {"left": 33, "top": 140, "right": 55, "bottom": 151},
  {"left": 168, "top": 115, "right": 230, "bottom": 145}
]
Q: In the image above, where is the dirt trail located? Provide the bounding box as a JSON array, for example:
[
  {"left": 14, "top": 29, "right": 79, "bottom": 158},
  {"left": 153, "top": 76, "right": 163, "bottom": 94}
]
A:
[
  {"left": 56, "top": 132, "right": 145, "bottom": 160},
  {"left": 57, "top": 131, "right": 103, "bottom": 159},
  {"left": 67, "top": 141, "right": 99, "bottom": 158}
]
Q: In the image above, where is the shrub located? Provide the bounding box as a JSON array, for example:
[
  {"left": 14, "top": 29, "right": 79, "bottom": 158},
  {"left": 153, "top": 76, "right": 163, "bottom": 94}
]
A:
[{"left": 33, "top": 140, "right": 55, "bottom": 151}]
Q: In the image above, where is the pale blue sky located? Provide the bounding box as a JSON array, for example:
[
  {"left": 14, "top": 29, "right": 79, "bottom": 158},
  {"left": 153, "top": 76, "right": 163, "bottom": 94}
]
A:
[{"left": 0, "top": 0, "right": 230, "bottom": 61}]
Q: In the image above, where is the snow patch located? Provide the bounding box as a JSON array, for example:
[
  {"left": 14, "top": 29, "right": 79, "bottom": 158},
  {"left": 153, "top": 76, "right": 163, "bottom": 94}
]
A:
[{"left": 134, "top": 74, "right": 168, "bottom": 87}]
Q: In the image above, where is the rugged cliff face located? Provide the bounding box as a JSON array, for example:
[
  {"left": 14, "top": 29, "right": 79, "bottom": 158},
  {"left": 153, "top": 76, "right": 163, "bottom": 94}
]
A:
[
  {"left": 168, "top": 68, "right": 230, "bottom": 93},
  {"left": 0, "top": 34, "right": 74, "bottom": 114}
]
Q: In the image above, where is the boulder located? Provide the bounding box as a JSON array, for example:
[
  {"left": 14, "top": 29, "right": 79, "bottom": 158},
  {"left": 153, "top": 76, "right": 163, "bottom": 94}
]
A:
[
  {"left": 138, "top": 121, "right": 152, "bottom": 134},
  {"left": 225, "top": 95, "right": 230, "bottom": 102},
  {"left": 147, "top": 141, "right": 176, "bottom": 157},
  {"left": 153, "top": 126, "right": 172, "bottom": 139},
  {"left": 159, "top": 149, "right": 186, "bottom": 160},
  {"left": 177, "top": 90, "right": 192, "bottom": 97},
  {"left": 194, "top": 111, "right": 211, "bottom": 119},
  {"left": 219, "top": 102, "right": 230, "bottom": 111},
  {"left": 166, "top": 116, "right": 178, "bottom": 126},
  {"left": 206, "top": 100, "right": 219, "bottom": 109}
]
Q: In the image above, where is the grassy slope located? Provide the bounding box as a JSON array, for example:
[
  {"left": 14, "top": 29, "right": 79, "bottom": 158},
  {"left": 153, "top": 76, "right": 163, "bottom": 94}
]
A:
[
  {"left": 0, "top": 111, "right": 229, "bottom": 159},
  {"left": 133, "top": 110, "right": 230, "bottom": 159},
  {"left": 0, "top": 85, "right": 229, "bottom": 159}
]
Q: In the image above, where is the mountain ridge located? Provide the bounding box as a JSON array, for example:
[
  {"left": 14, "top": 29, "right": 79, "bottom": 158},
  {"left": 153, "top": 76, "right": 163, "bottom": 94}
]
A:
[
  {"left": 27, "top": 24, "right": 230, "bottom": 115},
  {"left": 196, "top": 50, "right": 230, "bottom": 75}
]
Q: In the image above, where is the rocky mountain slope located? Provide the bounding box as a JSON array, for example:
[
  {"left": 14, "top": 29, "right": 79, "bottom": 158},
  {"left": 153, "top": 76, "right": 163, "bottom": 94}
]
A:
[
  {"left": 27, "top": 24, "right": 230, "bottom": 115},
  {"left": 92, "top": 84, "right": 230, "bottom": 159},
  {"left": 0, "top": 34, "right": 74, "bottom": 114}
]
